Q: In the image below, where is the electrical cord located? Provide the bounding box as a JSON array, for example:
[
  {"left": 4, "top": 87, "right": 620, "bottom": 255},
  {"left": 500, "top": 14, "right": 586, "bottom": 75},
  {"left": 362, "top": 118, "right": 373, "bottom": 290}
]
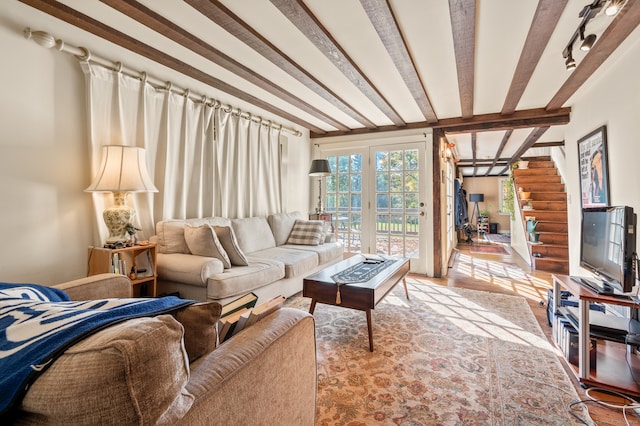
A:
[{"left": 584, "top": 387, "right": 640, "bottom": 426}]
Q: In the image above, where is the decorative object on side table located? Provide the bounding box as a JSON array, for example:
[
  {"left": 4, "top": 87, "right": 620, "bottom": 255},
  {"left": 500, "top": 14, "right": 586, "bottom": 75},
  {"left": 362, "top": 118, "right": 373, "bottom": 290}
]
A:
[
  {"left": 85, "top": 145, "right": 158, "bottom": 244},
  {"left": 308, "top": 158, "right": 331, "bottom": 214}
]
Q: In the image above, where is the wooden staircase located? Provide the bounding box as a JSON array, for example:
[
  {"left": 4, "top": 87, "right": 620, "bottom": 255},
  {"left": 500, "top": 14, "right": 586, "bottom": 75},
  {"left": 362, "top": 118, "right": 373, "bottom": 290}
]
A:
[{"left": 514, "top": 157, "right": 569, "bottom": 274}]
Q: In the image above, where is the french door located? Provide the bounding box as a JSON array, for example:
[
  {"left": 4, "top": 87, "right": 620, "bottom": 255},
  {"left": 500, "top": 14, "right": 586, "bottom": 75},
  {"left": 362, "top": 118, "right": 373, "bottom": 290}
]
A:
[{"left": 324, "top": 142, "right": 427, "bottom": 272}]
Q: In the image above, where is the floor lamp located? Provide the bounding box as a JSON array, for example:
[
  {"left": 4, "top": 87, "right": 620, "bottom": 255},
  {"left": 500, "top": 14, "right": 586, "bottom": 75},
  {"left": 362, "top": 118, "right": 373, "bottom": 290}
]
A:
[
  {"left": 469, "top": 193, "right": 484, "bottom": 241},
  {"left": 308, "top": 159, "right": 331, "bottom": 213}
]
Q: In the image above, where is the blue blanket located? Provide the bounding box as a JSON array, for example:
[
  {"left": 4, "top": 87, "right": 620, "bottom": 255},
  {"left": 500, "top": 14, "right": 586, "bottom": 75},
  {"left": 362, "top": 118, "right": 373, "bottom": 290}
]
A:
[{"left": 0, "top": 283, "right": 193, "bottom": 415}]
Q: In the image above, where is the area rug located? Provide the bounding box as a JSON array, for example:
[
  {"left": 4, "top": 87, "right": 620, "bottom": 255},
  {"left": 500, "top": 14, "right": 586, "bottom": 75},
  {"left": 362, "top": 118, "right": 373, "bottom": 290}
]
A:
[
  {"left": 484, "top": 233, "right": 511, "bottom": 244},
  {"left": 470, "top": 243, "right": 509, "bottom": 255},
  {"left": 286, "top": 282, "right": 590, "bottom": 425}
]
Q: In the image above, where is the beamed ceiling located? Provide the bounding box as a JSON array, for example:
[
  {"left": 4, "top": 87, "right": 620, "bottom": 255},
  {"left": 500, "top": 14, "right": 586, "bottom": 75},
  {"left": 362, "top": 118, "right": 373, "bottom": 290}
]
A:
[{"left": 18, "top": 0, "right": 640, "bottom": 176}]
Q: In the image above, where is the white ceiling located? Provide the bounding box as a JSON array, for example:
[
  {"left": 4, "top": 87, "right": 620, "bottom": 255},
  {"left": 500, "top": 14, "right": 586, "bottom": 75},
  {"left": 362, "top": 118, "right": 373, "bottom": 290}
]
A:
[{"left": 20, "top": 0, "right": 640, "bottom": 176}]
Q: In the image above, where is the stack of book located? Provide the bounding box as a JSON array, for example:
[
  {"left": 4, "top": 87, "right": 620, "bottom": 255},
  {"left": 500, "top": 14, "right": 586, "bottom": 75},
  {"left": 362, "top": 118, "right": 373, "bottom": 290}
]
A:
[
  {"left": 218, "top": 293, "right": 286, "bottom": 343},
  {"left": 553, "top": 313, "right": 597, "bottom": 369}
]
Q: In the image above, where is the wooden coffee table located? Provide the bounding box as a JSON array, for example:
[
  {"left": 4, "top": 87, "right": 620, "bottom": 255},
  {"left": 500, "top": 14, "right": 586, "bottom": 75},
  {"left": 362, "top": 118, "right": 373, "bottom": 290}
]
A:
[{"left": 303, "top": 255, "right": 410, "bottom": 351}]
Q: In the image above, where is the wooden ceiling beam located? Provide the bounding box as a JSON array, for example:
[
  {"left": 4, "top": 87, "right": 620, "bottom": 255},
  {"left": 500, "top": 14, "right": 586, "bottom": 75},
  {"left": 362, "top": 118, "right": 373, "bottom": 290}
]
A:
[
  {"left": 270, "top": 0, "right": 405, "bottom": 126},
  {"left": 498, "top": 126, "right": 550, "bottom": 174},
  {"left": 502, "top": 0, "right": 568, "bottom": 114},
  {"left": 102, "top": 0, "right": 349, "bottom": 131},
  {"left": 360, "top": 0, "right": 437, "bottom": 123},
  {"left": 484, "top": 130, "right": 513, "bottom": 176},
  {"left": 437, "top": 107, "right": 570, "bottom": 134},
  {"left": 449, "top": 0, "right": 476, "bottom": 119},
  {"left": 19, "top": 0, "right": 327, "bottom": 134},
  {"left": 186, "top": 0, "right": 377, "bottom": 129}
]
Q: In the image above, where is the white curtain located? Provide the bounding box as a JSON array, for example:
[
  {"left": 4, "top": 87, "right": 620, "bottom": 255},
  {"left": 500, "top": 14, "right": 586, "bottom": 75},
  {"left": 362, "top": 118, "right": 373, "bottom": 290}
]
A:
[{"left": 82, "top": 62, "right": 283, "bottom": 244}]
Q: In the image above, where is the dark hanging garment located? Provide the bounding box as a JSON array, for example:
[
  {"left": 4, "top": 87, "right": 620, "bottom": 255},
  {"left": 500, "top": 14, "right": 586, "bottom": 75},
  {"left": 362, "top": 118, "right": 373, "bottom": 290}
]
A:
[{"left": 455, "top": 179, "right": 468, "bottom": 230}]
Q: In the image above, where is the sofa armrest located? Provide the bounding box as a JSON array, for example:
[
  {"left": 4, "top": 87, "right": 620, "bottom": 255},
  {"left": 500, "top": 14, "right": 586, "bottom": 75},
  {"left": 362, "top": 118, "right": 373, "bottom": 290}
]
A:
[
  {"left": 178, "top": 308, "right": 316, "bottom": 426},
  {"left": 157, "top": 253, "right": 224, "bottom": 287},
  {"left": 53, "top": 273, "right": 132, "bottom": 300}
]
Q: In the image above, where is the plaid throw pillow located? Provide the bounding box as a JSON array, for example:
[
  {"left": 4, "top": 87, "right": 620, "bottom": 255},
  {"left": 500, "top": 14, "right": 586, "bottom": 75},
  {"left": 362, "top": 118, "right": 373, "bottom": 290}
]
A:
[{"left": 286, "top": 220, "right": 324, "bottom": 245}]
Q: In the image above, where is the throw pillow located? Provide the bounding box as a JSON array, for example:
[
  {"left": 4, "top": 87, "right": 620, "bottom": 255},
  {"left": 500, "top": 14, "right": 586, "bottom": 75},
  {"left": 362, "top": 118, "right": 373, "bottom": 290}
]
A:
[
  {"left": 173, "top": 301, "right": 223, "bottom": 362},
  {"left": 184, "top": 224, "right": 232, "bottom": 269},
  {"left": 286, "top": 220, "right": 324, "bottom": 246},
  {"left": 213, "top": 226, "right": 249, "bottom": 266}
]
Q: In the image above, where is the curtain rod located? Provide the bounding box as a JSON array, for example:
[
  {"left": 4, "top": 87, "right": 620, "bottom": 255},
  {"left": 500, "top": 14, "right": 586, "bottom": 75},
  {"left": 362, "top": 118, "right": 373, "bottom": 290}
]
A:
[{"left": 23, "top": 27, "right": 302, "bottom": 137}]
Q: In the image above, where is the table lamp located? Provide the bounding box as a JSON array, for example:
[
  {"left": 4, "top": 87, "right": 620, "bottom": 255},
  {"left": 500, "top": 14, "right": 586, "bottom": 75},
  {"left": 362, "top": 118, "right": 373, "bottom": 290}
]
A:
[
  {"left": 308, "top": 159, "right": 331, "bottom": 213},
  {"left": 85, "top": 145, "right": 158, "bottom": 244}
]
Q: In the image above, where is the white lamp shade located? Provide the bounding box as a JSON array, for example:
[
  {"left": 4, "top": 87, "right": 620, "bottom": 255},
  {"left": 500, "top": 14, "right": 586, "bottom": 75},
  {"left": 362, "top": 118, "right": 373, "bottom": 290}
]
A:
[{"left": 85, "top": 145, "right": 158, "bottom": 193}]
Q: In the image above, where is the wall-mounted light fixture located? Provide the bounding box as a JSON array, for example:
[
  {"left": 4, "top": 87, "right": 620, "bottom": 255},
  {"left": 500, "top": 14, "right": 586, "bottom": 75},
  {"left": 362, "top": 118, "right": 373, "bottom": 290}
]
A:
[
  {"left": 562, "top": 0, "right": 625, "bottom": 70},
  {"left": 445, "top": 142, "right": 456, "bottom": 159}
]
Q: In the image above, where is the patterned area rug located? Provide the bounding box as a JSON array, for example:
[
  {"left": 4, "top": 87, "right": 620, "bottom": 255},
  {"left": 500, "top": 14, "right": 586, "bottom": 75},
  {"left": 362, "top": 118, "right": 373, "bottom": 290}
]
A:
[
  {"left": 286, "top": 282, "right": 590, "bottom": 425},
  {"left": 484, "top": 233, "right": 511, "bottom": 244},
  {"left": 470, "top": 243, "right": 509, "bottom": 255}
]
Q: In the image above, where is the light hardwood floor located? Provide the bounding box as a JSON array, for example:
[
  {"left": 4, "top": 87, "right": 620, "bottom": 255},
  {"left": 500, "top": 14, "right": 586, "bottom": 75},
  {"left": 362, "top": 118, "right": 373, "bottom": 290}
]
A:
[{"left": 414, "top": 240, "right": 640, "bottom": 426}]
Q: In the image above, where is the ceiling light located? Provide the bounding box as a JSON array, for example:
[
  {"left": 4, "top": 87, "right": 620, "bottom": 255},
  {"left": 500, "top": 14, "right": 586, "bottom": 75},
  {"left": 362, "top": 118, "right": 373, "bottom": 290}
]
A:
[
  {"left": 565, "top": 48, "right": 576, "bottom": 71},
  {"left": 581, "top": 33, "right": 597, "bottom": 50},
  {"left": 605, "top": 0, "right": 626, "bottom": 16}
]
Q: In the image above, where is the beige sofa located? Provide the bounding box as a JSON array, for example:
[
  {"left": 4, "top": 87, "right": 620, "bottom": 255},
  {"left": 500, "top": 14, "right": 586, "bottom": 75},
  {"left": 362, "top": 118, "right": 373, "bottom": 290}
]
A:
[
  {"left": 11, "top": 273, "right": 317, "bottom": 425},
  {"left": 154, "top": 212, "right": 344, "bottom": 304}
]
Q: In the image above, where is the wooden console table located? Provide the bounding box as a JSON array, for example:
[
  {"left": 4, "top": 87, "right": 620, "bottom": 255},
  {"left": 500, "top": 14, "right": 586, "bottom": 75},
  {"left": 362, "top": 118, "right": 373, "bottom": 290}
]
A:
[{"left": 552, "top": 274, "right": 640, "bottom": 397}]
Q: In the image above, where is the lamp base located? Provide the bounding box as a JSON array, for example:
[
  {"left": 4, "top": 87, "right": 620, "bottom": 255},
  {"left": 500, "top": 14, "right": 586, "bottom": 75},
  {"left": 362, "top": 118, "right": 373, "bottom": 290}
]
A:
[{"left": 103, "top": 192, "right": 135, "bottom": 244}]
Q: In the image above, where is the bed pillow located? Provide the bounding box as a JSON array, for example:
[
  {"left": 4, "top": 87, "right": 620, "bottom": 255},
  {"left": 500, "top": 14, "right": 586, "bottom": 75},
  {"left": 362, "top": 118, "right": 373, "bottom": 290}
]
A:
[
  {"left": 184, "top": 224, "right": 232, "bottom": 269},
  {"left": 286, "top": 220, "right": 324, "bottom": 246},
  {"left": 213, "top": 226, "right": 249, "bottom": 266}
]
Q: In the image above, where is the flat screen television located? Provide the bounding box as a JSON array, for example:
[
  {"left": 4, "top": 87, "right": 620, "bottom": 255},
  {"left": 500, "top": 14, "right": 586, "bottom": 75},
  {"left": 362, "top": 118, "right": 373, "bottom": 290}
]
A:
[{"left": 579, "top": 206, "right": 637, "bottom": 295}]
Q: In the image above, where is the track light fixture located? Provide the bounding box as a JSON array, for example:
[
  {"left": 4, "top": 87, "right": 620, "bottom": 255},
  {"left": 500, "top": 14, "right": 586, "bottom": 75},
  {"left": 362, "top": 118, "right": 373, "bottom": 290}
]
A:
[
  {"left": 562, "top": 0, "right": 620, "bottom": 69},
  {"left": 581, "top": 33, "right": 597, "bottom": 51},
  {"left": 604, "top": 0, "right": 627, "bottom": 16},
  {"left": 565, "top": 49, "right": 576, "bottom": 71}
]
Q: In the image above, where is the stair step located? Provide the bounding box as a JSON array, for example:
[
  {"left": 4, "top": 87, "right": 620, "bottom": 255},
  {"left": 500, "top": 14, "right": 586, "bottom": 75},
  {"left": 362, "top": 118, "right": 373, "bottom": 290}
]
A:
[
  {"left": 530, "top": 243, "right": 568, "bottom": 258},
  {"left": 526, "top": 201, "right": 567, "bottom": 211},
  {"left": 514, "top": 168, "right": 558, "bottom": 177},
  {"left": 527, "top": 162, "right": 555, "bottom": 169},
  {"left": 517, "top": 183, "right": 565, "bottom": 192},
  {"left": 529, "top": 221, "right": 568, "bottom": 233},
  {"left": 515, "top": 175, "right": 562, "bottom": 184},
  {"left": 535, "top": 232, "right": 568, "bottom": 245},
  {"left": 525, "top": 192, "right": 567, "bottom": 202},
  {"left": 533, "top": 257, "right": 569, "bottom": 274},
  {"left": 520, "top": 210, "right": 567, "bottom": 222}
]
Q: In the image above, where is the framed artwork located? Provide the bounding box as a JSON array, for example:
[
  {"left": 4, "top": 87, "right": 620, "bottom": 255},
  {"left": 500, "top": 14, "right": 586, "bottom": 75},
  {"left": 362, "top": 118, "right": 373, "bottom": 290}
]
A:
[{"left": 578, "top": 125, "right": 609, "bottom": 208}]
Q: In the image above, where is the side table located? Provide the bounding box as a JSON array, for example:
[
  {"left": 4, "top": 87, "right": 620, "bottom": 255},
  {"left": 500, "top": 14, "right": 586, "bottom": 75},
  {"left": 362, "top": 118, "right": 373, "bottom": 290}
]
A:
[{"left": 87, "top": 243, "right": 157, "bottom": 297}]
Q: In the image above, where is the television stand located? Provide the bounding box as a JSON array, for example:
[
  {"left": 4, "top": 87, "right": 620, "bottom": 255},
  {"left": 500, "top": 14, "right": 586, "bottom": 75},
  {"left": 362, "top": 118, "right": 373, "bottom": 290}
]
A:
[{"left": 553, "top": 274, "right": 640, "bottom": 397}]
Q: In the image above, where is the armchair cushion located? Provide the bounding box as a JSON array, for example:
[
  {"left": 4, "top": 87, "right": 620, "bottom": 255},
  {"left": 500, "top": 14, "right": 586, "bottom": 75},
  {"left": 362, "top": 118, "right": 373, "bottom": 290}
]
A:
[
  {"left": 184, "top": 224, "right": 232, "bottom": 269},
  {"left": 20, "top": 315, "right": 193, "bottom": 425}
]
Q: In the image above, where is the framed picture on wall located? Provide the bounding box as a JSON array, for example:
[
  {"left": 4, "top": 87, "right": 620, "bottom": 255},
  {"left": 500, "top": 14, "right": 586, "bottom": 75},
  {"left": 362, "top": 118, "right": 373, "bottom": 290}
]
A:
[{"left": 577, "top": 125, "right": 609, "bottom": 208}]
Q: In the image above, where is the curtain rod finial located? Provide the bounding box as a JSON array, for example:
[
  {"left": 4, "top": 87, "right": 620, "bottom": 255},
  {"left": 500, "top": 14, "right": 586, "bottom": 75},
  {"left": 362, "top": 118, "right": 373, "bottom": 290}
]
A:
[{"left": 24, "top": 28, "right": 56, "bottom": 49}]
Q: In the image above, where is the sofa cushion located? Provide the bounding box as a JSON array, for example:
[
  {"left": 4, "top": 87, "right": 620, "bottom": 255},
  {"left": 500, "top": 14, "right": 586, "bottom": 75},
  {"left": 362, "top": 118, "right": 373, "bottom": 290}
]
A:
[
  {"left": 231, "top": 217, "right": 277, "bottom": 253},
  {"left": 286, "top": 220, "right": 324, "bottom": 246},
  {"left": 156, "top": 217, "right": 232, "bottom": 254},
  {"left": 20, "top": 315, "right": 193, "bottom": 425},
  {"left": 282, "top": 242, "right": 344, "bottom": 264},
  {"left": 206, "top": 258, "right": 285, "bottom": 300},
  {"left": 157, "top": 253, "right": 225, "bottom": 287},
  {"left": 173, "top": 301, "right": 222, "bottom": 362},
  {"left": 213, "top": 226, "right": 249, "bottom": 266},
  {"left": 249, "top": 247, "right": 319, "bottom": 278},
  {"left": 268, "top": 211, "right": 304, "bottom": 246},
  {"left": 184, "top": 224, "right": 232, "bottom": 269}
]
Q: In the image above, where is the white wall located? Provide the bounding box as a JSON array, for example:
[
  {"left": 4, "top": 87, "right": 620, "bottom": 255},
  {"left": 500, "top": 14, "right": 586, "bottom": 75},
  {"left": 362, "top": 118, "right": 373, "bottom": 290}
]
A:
[
  {"left": 563, "top": 27, "right": 640, "bottom": 275},
  {"left": 0, "top": 3, "right": 310, "bottom": 284}
]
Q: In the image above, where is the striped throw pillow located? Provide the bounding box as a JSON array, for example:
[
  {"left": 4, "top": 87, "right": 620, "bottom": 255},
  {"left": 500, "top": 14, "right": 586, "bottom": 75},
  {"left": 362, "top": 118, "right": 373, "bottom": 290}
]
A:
[{"left": 286, "top": 220, "right": 324, "bottom": 246}]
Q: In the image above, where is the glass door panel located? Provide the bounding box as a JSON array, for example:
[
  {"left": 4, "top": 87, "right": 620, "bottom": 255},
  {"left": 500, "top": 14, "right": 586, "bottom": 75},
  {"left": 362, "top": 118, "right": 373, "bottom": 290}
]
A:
[
  {"left": 371, "top": 145, "right": 423, "bottom": 263},
  {"left": 325, "top": 153, "right": 363, "bottom": 253}
]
